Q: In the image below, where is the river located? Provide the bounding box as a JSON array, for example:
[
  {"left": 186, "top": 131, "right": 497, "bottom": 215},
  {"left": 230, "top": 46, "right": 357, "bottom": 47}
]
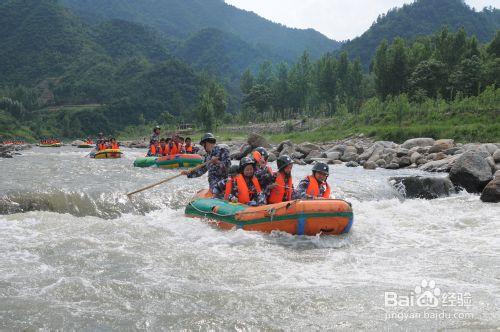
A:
[{"left": 0, "top": 147, "right": 498, "bottom": 330}]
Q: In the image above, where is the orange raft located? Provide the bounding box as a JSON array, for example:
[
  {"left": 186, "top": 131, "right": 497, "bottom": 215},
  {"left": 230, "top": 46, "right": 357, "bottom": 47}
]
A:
[{"left": 185, "top": 190, "right": 354, "bottom": 236}]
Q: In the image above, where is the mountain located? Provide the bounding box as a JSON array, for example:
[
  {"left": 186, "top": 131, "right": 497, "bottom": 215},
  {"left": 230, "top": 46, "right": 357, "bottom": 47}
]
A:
[
  {"left": 0, "top": 0, "right": 210, "bottom": 136},
  {"left": 0, "top": 0, "right": 95, "bottom": 84},
  {"left": 341, "top": 0, "right": 500, "bottom": 68},
  {"left": 60, "top": 0, "right": 341, "bottom": 61}
]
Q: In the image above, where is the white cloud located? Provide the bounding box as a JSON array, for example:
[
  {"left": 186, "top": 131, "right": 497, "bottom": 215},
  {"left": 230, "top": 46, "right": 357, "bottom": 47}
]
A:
[{"left": 225, "top": 0, "right": 499, "bottom": 40}]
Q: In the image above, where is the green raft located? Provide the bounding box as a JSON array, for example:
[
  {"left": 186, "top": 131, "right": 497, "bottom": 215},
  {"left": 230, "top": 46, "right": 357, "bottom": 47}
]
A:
[{"left": 133, "top": 157, "right": 157, "bottom": 168}]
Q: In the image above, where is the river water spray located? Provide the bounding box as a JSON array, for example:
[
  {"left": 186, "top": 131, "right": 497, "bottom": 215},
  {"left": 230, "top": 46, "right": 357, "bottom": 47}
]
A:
[{"left": 0, "top": 147, "right": 498, "bottom": 330}]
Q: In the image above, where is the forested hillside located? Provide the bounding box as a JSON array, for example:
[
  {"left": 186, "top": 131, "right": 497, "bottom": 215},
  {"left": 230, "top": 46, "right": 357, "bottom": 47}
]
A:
[
  {"left": 341, "top": 0, "right": 500, "bottom": 67},
  {"left": 61, "top": 0, "right": 341, "bottom": 61}
]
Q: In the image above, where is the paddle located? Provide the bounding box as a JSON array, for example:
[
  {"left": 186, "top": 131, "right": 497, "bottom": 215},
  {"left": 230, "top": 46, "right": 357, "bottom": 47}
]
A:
[{"left": 126, "top": 162, "right": 207, "bottom": 197}]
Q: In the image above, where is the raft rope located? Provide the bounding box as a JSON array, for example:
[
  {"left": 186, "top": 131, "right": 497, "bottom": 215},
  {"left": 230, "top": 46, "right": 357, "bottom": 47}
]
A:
[{"left": 187, "top": 200, "right": 297, "bottom": 220}]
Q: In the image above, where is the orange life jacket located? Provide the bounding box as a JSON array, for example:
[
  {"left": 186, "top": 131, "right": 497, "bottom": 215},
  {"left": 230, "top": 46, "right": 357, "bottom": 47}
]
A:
[
  {"left": 98, "top": 143, "right": 106, "bottom": 151},
  {"left": 149, "top": 144, "right": 157, "bottom": 156},
  {"left": 158, "top": 144, "right": 167, "bottom": 156},
  {"left": 185, "top": 145, "right": 193, "bottom": 153},
  {"left": 268, "top": 171, "right": 293, "bottom": 204},
  {"left": 306, "top": 175, "right": 331, "bottom": 199},
  {"left": 224, "top": 174, "right": 262, "bottom": 204},
  {"left": 165, "top": 142, "right": 180, "bottom": 156},
  {"left": 110, "top": 143, "right": 119, "bottom": 149}
]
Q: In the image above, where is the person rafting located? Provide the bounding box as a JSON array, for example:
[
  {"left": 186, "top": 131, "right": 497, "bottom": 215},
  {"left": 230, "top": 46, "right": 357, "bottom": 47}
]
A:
[
  {"left": 147, "top": 139, "right": 160, "bottom": 157},
  {"left": 181, "top": 133, "right": 231, "bottom": 193},
  {"left": 184, "top": 137, "right": 198, "bottom": 154},
  {"left": 107, "top": 138, "right": 119, "bottom": 150},
  {"left": 296, "top": 162, "right": 331, "bottom": 200},
  {"left": 267, "top": 155, "right": 296, "bottom": 204},
  {"left": 151, "top": 126, "right": 161, "bottom": 142},
  {"left": 157, "top": 138, "right": 168, "bottom": 156},
  {"left": 224, "top": 157, "right": 266, "bottom": 206},
  {"left": 251, "top": 147, "right": 274, "bottom": 192},
  {"left": 165, "top": 134, "right": 184, "bottom": 156},
  {"left": 212, "top": 165, "right": 239, "bottom": 199},
  {"left": 96, "top": 133, "right": 106, "bottom": 151}
]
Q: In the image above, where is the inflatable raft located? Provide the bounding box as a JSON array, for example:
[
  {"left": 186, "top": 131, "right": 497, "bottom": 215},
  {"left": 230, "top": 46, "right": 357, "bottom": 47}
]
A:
[
  {"left": 185, "top": 190, "right": 354, "bottom": 236},
  {"left": 78, "top": 144, "right": 93, "bottom": 148},
  {"left": 157, "top": 154, "right": 203, "bottom": 169},
  {"left": 90, "top": 149, "right": 123, "bottom": 159},
  {"left": 39, "top": 143, "right": 62, "bottom": 147},
  {"left": 133, "top": 156, "right": 157, "bottom": 168},
  {"left": 134, "top": 154, "right": 203, "bottom": 169}
]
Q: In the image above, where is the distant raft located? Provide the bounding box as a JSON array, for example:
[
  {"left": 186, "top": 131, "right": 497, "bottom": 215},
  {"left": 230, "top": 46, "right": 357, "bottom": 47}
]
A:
[
  {"left": 185, "top": 190, "right": 354, "bottom": 236},
  {"left": 90, "top": 149, "right": 123, "bottom": 159},
  {"left": 77, "top": 144, "right": 93, "bottom": 148},
  {"left": 39, "top": 143, "right": 62, "bottom": 147},
  {"left": 134, "top": 154, "right": 203, "bottom": 169}
]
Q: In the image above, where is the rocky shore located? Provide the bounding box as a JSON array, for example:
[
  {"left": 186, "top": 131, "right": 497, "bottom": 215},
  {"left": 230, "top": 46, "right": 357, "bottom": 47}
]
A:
[
  {"left": 226, "top": 133, "right": 500, "bottom": 203},
  {"left": 0, "top": 143, "right": 32, "bottom": 158}
]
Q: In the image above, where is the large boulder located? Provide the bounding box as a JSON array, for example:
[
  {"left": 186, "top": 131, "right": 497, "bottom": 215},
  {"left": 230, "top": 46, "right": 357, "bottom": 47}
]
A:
[
  {"left": 341, "top": 146, "right": 359, "bottom": 162},
  {"left": 247, "top": 133, "right": 270, "bottom": 149},
  {"left": 267, "top": 152, "right": 277, "bottom": 163},
  {"left": 279, "top": 144, "right": 296, "bottom": 157},
  {"left": 296, "top": 142, "right": 321, "bottom": 155},
  {"left": 419, "top": 156, "right": 458, "bottom": 172},
  {"left": 401, "top": 138, "right": 435, "bottom": 149},
  {"left": 277, "top": 140, "right": 293, "bottom": 153},
  {"left": 482, "top": 143, "right": 498, "bottom": 155},
  {"left": 326, "top": 151, "right": 342, "bottom": 161},
  {"left": 428, "top": 139, "right": 454, "bottom": 153},
  {"left": 493, "top": 149, "right": 500, "bottom": 163},
  {"left": 363, "top": 161, "right": 377, "bottom": 170},
  {"left": 390, "top": 176, "right": 456, "bottom": 199},
  {"left": 480, "top": 176, "right": 500, "bottom": 203},
  {"left": 449, "top": 151, "right": 493, "bottom": 193}
]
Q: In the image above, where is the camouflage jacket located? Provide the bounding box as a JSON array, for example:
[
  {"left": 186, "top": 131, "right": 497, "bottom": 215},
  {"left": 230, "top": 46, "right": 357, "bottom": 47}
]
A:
[
  {"left": 188, "top": 145, "right": 231, "bottom": 191},
  {"left": 296, "top": 177, "right": 329, "bottom": 199},
  {"left": 254, "top": 165, "right": 275, "bottom": 192}
]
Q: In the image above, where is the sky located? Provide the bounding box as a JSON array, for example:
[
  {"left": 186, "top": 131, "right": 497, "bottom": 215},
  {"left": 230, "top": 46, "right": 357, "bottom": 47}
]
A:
[{"left": 224, "top": 0, "right": 499, "bottom": 40}]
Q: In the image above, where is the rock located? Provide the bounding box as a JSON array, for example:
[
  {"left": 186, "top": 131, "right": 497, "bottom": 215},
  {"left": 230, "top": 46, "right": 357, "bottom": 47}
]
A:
[
  {"left": 247, "top": 133, "right": 270, "bottom": 149},
  {"left": 419, "top": 156, "right": 458, "bottom": 172},
  {"left": 493, "top": 150, "right": 500, "bottom": 163},
  {"left": 444, "top": 147, "right": 463, "bottom": 155},
  {"left": 279, "top": 144, "right": 295, "bottom": 158},
  {"left": 390, "top": 176, "right": 456, "bottom": 199},
  {"left": 428, "top": 139, "right": 454, "bottom": 153},
  {"left": 277, "top": 140, "right": 293, "bottom": 153},
  {"left": 401, "top": 138, "right": 435, "bottom": 149},
  {"left": 495, "top": 170, "right": 500, "bottom": 179},
  {"left": 480, "top": 178, "right": 500, "bottom": 203},
  {"left": 385, "top": 163, "right": 400, "bottom": 170},
  {"left": 230, "top": 143, "right": 252, "bottom": 160},
  {"left": 267, "top": 152, "right": 277, "bottom": 163},
  {"left": 329, "top": 160, "right": 343, "bottom": 165},
  {"left": 486, "top": 156, "right": 496, "bottom": 172},
  {"left": 326, "top": 151, "right": 342, "bottom": 161},
  {"left": 375, "top": 159, "right": 386, "bottom": 168},
  {"left": 128, "top": 140, "right": 149, "bottom": 148},
  {"left": 449, "top": 151, "right": 494, "bottom": 193},
  {"left": 375, "top": 141, "right": 398, "bottom": 149},
  {"left": 363, "top": 161, "right": 377, "bottom": 170},
  {"left": 293, "top": 158, "right": 306, "bottom": 166},
  {"left": 399, "top": 156, "right": 412, "bottom": 168},
  {"left": 72, "top": 140, "right": 85, "bottom": 146},
  {"left": 296, "top": 142, "right": 321, "bottom": 155},
  {"left": 341, "top": 146, "right": 359, "bottom": 162},
  {"left": 345, "top": 161, "right": 360, "bottom": 167},
  {"left": 482, "top": 143, "right": 498, "bottom": 155},
  {"left": 327, "top": 144, "right": 347, "bottom": 154},
  {"left": 410, "top": 152, "right": 423, "bottom": 164},
  {"left": 396, "top": 148, "right": 410, "bottom": 157},
  {"left": 355, "top": 144, "right": 365, "bottom": 154},
  {"left": 304, "top": 150, "right": 325, "bottom": 163}
]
